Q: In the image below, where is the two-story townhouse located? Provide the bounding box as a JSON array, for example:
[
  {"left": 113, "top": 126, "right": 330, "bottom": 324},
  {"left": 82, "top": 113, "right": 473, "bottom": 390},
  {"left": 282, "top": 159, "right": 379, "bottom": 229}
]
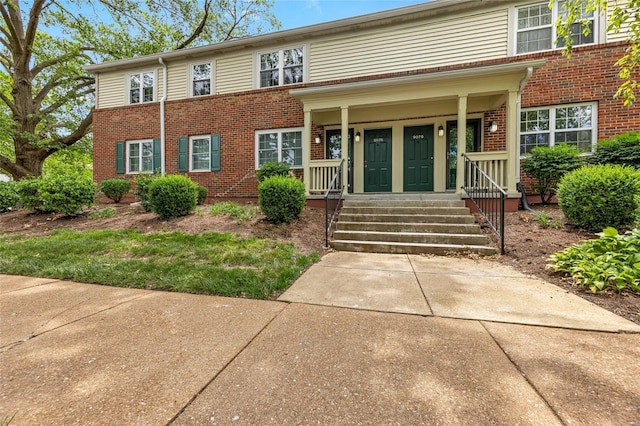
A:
[{"left": 87, "top": 0, "right": 637, "bottom": 211}]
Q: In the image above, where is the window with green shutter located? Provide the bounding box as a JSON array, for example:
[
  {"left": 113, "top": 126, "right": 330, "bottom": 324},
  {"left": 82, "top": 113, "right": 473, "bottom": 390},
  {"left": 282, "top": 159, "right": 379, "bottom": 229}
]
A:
[{"left": 182, "top": 134, "right": 221, "bottom": 172}]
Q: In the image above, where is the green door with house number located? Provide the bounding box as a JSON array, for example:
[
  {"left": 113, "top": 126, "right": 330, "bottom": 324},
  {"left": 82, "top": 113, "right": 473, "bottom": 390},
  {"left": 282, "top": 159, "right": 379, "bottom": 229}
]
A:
[
  {"left": 403, "top": 125, "right": 434, "bottom": 191},
  {"left": 364, "top": 128, "right": 392, "bottom": 192}
]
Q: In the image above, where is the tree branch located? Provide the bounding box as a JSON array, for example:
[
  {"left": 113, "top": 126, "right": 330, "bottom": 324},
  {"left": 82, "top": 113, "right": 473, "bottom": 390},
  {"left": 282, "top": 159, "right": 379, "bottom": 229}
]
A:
[
  {"left": 39, "top": 80, "right": 94, "bottom": 115},
  {"left": 0, "top": 91, "right": 17, "bottom": 115},
  {"left": 58, "top": 108, "right": 93, "bottom": 147},
  {"left": 175, "top": 0, "right": 211, "bottom": 50}
]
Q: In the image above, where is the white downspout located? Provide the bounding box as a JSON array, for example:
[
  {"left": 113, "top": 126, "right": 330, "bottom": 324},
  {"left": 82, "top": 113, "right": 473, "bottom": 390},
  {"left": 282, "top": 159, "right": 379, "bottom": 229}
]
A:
[
  {"left": 516, "top": 66, "right": 534, "bottom": 184},
  {"left": 159, "top": 57, "right": 168, "bottom": 174}
]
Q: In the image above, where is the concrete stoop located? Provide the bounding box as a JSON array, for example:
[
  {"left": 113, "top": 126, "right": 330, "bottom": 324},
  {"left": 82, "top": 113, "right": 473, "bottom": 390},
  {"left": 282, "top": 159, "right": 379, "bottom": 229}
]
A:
[{"left": 331, "top": 194, "right": 497, "bottom": 255}]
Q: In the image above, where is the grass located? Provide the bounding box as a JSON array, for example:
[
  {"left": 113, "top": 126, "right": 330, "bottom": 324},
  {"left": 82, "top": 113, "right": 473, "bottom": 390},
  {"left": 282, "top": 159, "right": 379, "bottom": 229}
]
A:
[
  {"left": 0, "top": 229, "right": 318, "bottom": 299},
  {"left": 88, "top": 207, "right": 118, "bottom": 220},
  {"left": 209, "top": 201, "right": 258, "bottom": 224}
]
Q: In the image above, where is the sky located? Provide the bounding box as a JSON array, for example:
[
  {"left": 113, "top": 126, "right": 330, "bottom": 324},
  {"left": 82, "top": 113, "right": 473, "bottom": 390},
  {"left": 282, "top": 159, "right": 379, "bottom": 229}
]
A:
[{"left": 271, "top": 0, "right": 429, "bottom": 30}]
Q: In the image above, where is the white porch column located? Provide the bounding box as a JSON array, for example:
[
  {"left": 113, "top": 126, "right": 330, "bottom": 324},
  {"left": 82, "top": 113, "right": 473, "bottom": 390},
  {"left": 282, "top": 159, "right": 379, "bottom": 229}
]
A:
[
  {"left": 303, "top": 109, "right": 312, "bottom": 195},
  {"left": 506, "top": 90, "right": 519, "bottom": 195},
  {"left": 455, "top": 95, "right": 468, "bottom": 195},
  {"left": 340, "top": 106, "right": 349, "bottom": 194}
]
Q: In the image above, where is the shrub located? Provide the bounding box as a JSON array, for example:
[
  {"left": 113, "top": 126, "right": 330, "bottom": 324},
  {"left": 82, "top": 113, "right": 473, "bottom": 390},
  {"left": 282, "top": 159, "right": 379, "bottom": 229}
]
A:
[
  {"left": 17, "top": 175, "right": 96, "bottom": 215},
  {"left": 148, "top": 175, "right": 198, "bottom": 219},
  {"left": 196, "top": 185, "right": 208, "bottom": 205},
  {"left": 548, "top": 227, "right": 640, "bottom": 294},
  {"left": 100, "top": 179, "right": 131, "bottom": 203},
  {"left": 256, "top": 161, "right": 290, "bottom": 183},
  {"left": 557, "top": 164, "right": 640, "bottom": 231},
  {"left": 16, "top": 178, "right": 43, "bottom": 211},
  {"left": 0, "top": 181, "right": 19, "bottom": 212},
  {"left": 589, "top": 132, "right": 640, "bottom": 169},
  {"left": 259, "top": 176, "right": 305, "bottom": 224},
  {"left": 521, "top": 144, "right": 583, "bottom": 204},
  {"left": 134, "top": 173, "right": 160, "bottom": 212}
]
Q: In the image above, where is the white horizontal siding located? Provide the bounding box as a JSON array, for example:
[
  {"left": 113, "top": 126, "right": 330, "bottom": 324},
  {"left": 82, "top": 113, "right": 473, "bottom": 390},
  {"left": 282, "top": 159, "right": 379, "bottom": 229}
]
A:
[
  {"left": 606, "top": 0, "right": 631, "bottom": 43},
  {"left": 97, "top": 72, "right": 125, "bottom": 109},
  {"left": 216, "top": 55, "right": 253, "bottom": 94},
  {"left": 166, "top": 63, "right": 187, "bottom": 100},
  {"left": 309, "top": 8, "right": 508, "bottom": 82}
]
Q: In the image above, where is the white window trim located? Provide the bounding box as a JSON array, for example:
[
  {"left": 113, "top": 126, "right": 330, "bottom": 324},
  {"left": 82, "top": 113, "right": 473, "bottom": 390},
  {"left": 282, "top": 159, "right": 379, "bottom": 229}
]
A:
[
  {"left": 126, "top": 139, "right": 154, "bottom": 174},
  {"left": 189, "top": 61, "right": 215, "bottom": 97},
  {"left": 189, "top": 135, "right": 212, "bottom": 172},
  {"left": 519, "top": 102, "right": 598, "bottom": 157},
  {"left": 255, "top": 45, "right": 308, "bottom": 89},
  {"left": 509, "top": 2, "right": 599, "bottom": 56},
  {"left": 127, "top": 70, "right": 156, "bottom": 104},
  {"left": 255, "top": 127, "right": 305, "bottom": 169}
]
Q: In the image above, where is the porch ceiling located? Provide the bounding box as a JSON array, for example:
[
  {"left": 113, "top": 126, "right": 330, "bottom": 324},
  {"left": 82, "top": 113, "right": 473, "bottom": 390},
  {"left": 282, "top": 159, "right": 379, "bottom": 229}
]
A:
[{"left": 290, "top": 59, "right": 546, "bottom": 119}]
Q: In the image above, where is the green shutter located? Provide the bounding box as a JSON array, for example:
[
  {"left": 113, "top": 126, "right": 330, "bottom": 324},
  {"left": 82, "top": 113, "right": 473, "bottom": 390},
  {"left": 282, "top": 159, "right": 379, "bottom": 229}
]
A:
[
  {"left": 178, "top": 137, "right": 188, "bottom": 172},
  {"left": 153, "top": 138, "right": 161, "bottom": 172},
  {"left": 116, "top": 141, "right": 125, "bottom": 174},
  {"left": 211, "top": 134, "right": 221, "bottom": 171}
]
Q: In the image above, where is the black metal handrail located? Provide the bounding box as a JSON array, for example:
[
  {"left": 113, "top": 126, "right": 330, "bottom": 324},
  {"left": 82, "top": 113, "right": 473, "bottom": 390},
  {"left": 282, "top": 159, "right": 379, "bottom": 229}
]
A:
[
  {"left": 324, "top": 159, "right": 345, "bottom": 247},
  {"left": 461, "top": 153, "right": 507, "bottom": 254}
]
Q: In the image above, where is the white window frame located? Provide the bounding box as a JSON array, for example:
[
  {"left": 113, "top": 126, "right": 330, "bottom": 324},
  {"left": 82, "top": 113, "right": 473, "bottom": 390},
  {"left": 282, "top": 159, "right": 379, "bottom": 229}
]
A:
[
  {"left": 511, "top": 1, "right": 598, "bottom": 55},
  {"left": 519, "top": 102, "right": 598, "bottom": 157},
  {"left": 128, "top": 71, "right": 155, "bottom": 104},
  {"left": 190, "top": 62, "right": 214, "bottom": 97},
  {"left": 255, "top": 128, "right": 304, "bottom": 169},
  {"left": 256, "top": 46, "right": 306, "bottom": 89},
  {"left": 126, "top": 139, "right": 154, "bottom": 174},
  {"left": 189, "top": 135, "right": 212, "bottom": 172}
]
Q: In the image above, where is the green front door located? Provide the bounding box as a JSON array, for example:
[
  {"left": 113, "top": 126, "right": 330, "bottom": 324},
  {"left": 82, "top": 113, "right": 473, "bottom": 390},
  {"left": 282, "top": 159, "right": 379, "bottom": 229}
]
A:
[
  {"left": 403, "top": 125, "right": 434, "bottom": 191},
  {"left": 364, "top": 128, "right": 392, "bottom": 192}
]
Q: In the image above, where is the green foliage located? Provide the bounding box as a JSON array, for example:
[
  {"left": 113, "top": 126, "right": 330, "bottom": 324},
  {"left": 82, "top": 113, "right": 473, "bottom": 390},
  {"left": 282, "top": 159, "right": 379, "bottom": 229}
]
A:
[
  {"left": 210, "top": 201, "right": 258, "bottom": 224},
  {"left": 0, "top": 181, "right": 19, "bottom": 212},
  {"left": 256, "top": 161, "right": 290, "bottom": 183},
  {"left": 521, "top": 144, "right": 583, "bottom": 204},
  {"left": 259, "top": 176, "right": 306, "bottom": 224},
  {"left": 134, "top": 173, "right": 161, "bottom": 212},
  {"left": 88, "top": 207, "right": 118, "bottom": 220},
  {"left": 196, "top": 185, "right": 208, "bottom": 205},
  {"left": 42, "top": 145, "right": 93, "bottom": 180},
  {"left": 0, "top": 229, "right": 317, "bottom": 300},
  {"left": 557, "top": 165, "right": 640, "bottom": 231},
  {"left": 100, "top": 179, "right": 132, "bottom": 203},
  {"left": 17, "top": 175, "right": 96, "bottom": 215},
  {"left": 549, "top": 227, "right": 640, "bottom": 293},
  {"left": 536, "top": 212, "right": 550, "bottom": 228},
  {"left": 589, "top": 132, "right": 640, "bottom": 169},
  {"left": 148, "top": 175, "right": 198, "bottom": 219}
]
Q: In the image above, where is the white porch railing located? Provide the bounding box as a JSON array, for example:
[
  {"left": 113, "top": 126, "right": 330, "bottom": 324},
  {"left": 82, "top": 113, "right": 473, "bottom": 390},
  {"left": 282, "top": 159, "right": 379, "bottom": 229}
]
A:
[
  {"left": 309, "top": 159, "right": 342, "bottom": 194},
  {"left": 464, "top": 151, "right": 508, "bottom": 189}
]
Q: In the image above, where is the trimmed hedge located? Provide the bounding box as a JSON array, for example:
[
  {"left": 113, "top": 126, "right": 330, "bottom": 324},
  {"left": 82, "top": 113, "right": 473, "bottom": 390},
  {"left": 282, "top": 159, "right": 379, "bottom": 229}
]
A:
[
  {"left": 196, "top": 185, "right": 208, "bottom": 205},
  {"left": 0, "top": 181, "right": 19, "bottom": 212},
  {"left": 134, "top": 173, "right": 160, "bottom": 212},
  {"left": 259, "top": 176, "right": 305, "bottom": 224},
  {"left": 100, "top": 179, "right": 131, "bottom": 203},
  {"left": 148, "top": 175, "right": 198, "bottom": 219},
  {"left": 557, "top": 165, "right": 640, "bottom": 231},
  {"left": 256, "top": 161, "right": 290, "bottom": 183},
  {"left": 521, "top": 144, "right": 583, "bottom": 204},
  {"left": 589, "top": 132, "right": 640, "bottom": 169},
  {"left": 17, "top": 175, "right": 96, "bottom": 215}
]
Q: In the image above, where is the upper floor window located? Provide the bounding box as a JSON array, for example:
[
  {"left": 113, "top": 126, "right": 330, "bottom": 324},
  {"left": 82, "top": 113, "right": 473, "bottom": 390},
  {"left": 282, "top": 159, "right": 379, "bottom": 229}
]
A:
[
  {"left": 259, "top": 47, "right": 304, "bottom": 88},
  {"left": 130, "top": 72, "right": 154, "bottom": 104},
  {"left": 520, "top": 103, "right": 596, "bottom": 155},
  {"left": 256, "top": 128, "right": 303, "bottom": 168},
  {"left": 516, "top": 1, "right": 595, "bottom": 54},
  {"left": 192, "top": 63, "right": 212, "bottom": 97}
]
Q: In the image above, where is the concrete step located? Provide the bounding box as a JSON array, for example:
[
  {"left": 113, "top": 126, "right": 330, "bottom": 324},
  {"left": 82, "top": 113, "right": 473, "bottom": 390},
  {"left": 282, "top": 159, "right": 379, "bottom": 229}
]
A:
[
  {"left": 338, "top": 213, "right": 477, "bottom": 224},
  {"left": 333, "top": 230, "right": 488, "bottom": 246},
  {"left": 341, "top": 206, "right": 471, "bottom": 216},
  {"left": 331, "top": 240, "right": 497, "bottom": 256},
  {"left": 345, "top": 193, "right": 461, "bottom": 201},
  {"left": 335, "top": 221, "right": 483, "bottom": 234},
  {"left": 343, "top": 199, "right": 466, "bottom": 208}
]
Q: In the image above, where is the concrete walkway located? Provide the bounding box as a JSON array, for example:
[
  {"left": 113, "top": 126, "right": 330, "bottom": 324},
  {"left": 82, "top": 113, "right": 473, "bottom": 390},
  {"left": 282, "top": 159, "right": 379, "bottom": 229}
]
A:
[{"left": 1, "top": 253, "right": 639, "bottom": 425}]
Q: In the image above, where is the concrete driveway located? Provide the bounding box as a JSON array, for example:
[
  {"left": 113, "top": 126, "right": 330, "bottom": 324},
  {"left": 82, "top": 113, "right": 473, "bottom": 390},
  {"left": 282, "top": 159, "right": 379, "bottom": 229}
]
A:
[{"left": 1, "top": 252, "right": 639, "bottom": 425}]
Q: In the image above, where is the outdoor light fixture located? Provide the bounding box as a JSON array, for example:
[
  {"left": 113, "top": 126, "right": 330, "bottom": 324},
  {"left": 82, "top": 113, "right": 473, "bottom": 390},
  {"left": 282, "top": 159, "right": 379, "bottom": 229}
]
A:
[
  {"left": 315, "top": 134, "right": 321, "bottom": 144},
  {"left": 355, "top": 132, "right": 361, "bottom": 143},
  {"left": 438, "top": 125, "right": 444, "bottom": 137},
  {"left": 489, "top": 121, "right": 498, "bottom": 133}
]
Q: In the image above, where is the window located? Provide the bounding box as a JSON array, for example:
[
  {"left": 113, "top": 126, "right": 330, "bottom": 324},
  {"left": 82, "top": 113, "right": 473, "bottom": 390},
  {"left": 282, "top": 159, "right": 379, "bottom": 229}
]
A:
[
  {"left": 191, "top": 63, "right": 212, "bottom": 97},
  {"left": 259, "top": 47, "right": 304, "bottom": 88},
  {"left": 256, "top": 128, "right": 303, "bottom": 168},
  {"left": 178, "top": 135, "right": 220, "bottom": 172},
  {"left": 127, "top": 140, "right": 154, "bottom": 173},
  {"left": 129, "top": 72, "right": 154, "bottom": 103},
  {"left": 515, "top": 1, "right": 595, "bottom": 54},
  {"left": 520, "top": 103, "right": 596, "bottom": 155},
  {"left": 191, "top": 136, "right": 212, "bottom": 171}
]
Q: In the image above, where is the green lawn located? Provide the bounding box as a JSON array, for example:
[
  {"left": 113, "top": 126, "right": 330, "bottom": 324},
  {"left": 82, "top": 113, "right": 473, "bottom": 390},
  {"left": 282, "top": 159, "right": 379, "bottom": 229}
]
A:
[{"left": 0, "top": 229, "right": 318, "bottom": 299}]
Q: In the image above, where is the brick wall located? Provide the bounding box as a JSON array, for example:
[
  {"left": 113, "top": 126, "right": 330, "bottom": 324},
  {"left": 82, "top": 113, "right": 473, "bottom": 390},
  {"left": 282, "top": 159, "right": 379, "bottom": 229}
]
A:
[{"left": 94, "top": 42, "right": 638, "bottom": 199}]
